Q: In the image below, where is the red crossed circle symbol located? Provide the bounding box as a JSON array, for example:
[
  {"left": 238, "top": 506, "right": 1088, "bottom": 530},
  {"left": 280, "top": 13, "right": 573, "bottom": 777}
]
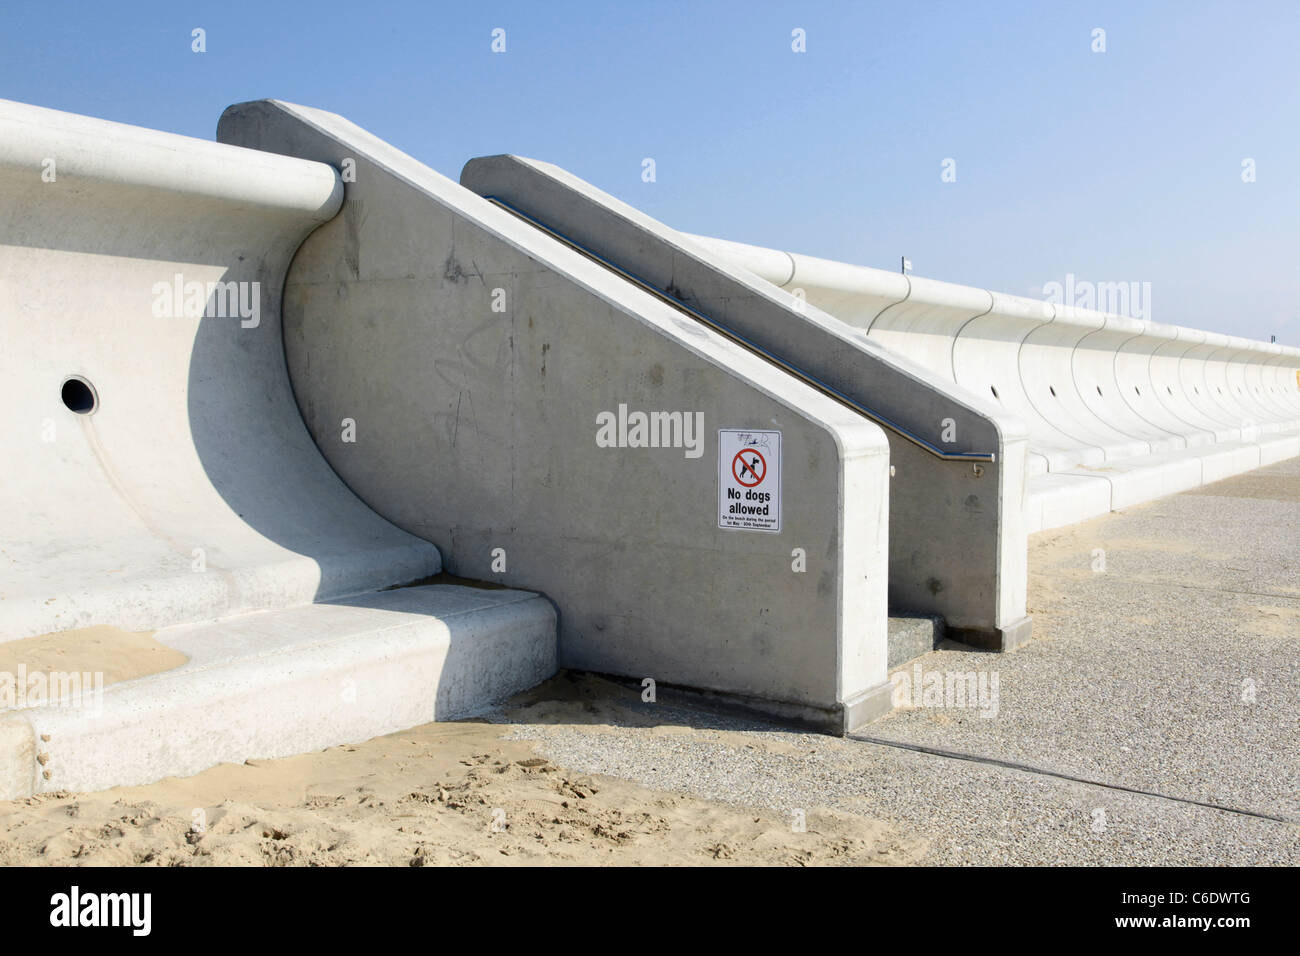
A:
[{"left": 732, "top": 448, "right": 766, "bottom": 488}]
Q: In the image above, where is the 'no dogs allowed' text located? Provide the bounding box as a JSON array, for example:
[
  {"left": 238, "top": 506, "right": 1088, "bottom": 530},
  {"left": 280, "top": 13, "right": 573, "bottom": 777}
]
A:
[{"left": 718, "top": 429, "right": 781, "bottom": 532}]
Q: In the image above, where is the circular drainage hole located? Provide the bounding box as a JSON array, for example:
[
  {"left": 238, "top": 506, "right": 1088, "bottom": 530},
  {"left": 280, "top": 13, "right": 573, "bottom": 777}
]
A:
[{"left": 61, "top": 376, "right": 97, "bottom": 414}]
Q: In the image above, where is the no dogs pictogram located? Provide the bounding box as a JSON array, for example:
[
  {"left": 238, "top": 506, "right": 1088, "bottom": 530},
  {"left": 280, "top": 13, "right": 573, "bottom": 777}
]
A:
[
  {"left": 732, "top": 448, "right": 766, "bottom": 487},
  {"left": 719, "top": 428, "right": 781, "bottom": 532}
]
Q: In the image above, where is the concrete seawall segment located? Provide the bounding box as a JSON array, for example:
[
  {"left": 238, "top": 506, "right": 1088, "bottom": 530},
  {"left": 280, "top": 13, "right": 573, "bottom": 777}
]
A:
[
  {"left": 686, "top": 233, "right": 1300, "bottom": 530},
  {"left": 2, "top": 94, "right": 1293, "bottom": 793},
  {"left": 217, "top": 100, "right": 895, "bottom": 732}
]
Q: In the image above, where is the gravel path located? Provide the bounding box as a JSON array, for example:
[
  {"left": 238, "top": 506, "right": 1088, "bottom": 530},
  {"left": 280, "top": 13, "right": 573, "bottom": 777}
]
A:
[{"left": 500, "top": 458, "right": 1300, "bottom": 865}]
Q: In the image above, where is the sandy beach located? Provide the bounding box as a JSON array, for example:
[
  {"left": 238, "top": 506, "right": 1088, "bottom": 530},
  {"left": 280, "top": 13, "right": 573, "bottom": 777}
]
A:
[{"left": 0, "top": 672, "right": 923, "bottom": 867}]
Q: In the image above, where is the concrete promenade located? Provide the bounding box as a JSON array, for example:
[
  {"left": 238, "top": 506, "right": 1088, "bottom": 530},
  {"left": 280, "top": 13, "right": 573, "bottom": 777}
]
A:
[{"left": 502, "top": 457, "right": 1300, "bottom": 864}]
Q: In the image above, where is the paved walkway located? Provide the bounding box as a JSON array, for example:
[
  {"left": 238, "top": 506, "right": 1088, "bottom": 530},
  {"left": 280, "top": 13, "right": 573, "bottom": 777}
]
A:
[{"left": 507, "top": 457, "right": 1300, "bottom": 864}]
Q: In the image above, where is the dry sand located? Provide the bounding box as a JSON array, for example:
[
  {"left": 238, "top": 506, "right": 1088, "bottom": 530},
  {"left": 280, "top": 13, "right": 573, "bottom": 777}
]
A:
[
  {"left": 0, "top": 674, "right": 923, "bottom": 867},
  {"left": 0, "top": 626, "right": 187, "bottom": 687}
]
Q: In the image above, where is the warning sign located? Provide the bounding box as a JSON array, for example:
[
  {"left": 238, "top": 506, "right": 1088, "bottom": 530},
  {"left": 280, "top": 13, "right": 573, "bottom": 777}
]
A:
[{"left": 718, "top": 429, "right": 781, "bottom": 532}]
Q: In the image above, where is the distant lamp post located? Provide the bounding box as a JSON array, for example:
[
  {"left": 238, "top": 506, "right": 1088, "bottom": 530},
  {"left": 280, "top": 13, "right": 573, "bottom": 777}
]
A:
[{"left": 901, "top": 257, "right": 912, "bottom": 274}]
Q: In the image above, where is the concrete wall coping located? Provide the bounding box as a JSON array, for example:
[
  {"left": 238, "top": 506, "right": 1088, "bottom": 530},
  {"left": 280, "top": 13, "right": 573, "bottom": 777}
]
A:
[
  {"left": 0, "top": 98, "right": 342, "bottom": 218},
  {"left": 686, "top": 232, "right": 1300, "bottom": 362}
]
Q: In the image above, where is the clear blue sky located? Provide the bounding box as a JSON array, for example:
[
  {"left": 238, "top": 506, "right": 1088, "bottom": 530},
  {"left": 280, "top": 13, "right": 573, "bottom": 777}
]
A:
[{"left": 4, "top": 1, "right": 1297, "bottom": 342}]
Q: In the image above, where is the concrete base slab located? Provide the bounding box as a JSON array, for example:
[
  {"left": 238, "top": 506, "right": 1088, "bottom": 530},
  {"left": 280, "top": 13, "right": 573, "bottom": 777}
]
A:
[
  {"left": 0, "top": 585, "right": 556, "bottom": 798},
  {"left": 948, "top": 615, "right": 1033, "bottom": 652},
  {"left": 887, "top": 615, "right": 945, "bottom": 669},
  {"left": 590, "top": 672, "right": 896, "bottom": 736},
  {"left": 1028, "top": 437, "right": 1300, "bottom": 532},
  {"left": 1027, "top": 473, "right": 1114, "bottom": 533},
  {"left": 841, "top": 680, "right": 897, "bottom": 734},
  {"left": 1199, "top": 444, "right": 1263, "bottom": 485},
  {"left": 1260, "top": 434, "right": 1300, "bottom": 465}
]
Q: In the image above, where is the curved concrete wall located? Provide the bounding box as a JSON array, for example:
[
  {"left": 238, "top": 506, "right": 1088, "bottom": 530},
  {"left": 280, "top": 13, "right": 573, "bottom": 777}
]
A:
[
  {"left": 217, "top": 101, "right": 896, "bottom": 731},
  {"left": 688, "top": 234, "right": 1300, "bottom": 530},
  {"left": 0, "top": 99, "right": 440, "bottom": 640}
]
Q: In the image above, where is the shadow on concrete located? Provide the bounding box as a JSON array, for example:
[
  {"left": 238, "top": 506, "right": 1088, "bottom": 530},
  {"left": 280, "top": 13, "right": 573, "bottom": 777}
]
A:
[{"left": 185, "top": 260, "right": 440, "bottom": 604}]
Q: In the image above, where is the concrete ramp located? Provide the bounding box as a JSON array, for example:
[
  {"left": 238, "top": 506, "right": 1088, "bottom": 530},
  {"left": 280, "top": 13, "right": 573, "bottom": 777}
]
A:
[
  {"left": 458, "top": 154, "right": 1031, "bottom": 650},
  {"left": 217, "top": 100, "right": 895, "bottom": 733},
  {"left": 684, "top": 234, "right": 1300, "bottom": 531}
]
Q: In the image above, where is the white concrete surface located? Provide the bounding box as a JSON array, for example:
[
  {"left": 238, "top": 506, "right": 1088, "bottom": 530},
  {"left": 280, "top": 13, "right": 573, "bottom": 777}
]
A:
[
  {"left": 218, "top": 100, "right": 896, "bottom": 731},
  {"left": 0, "top": 585, "right": 557, "bottom": 797},
  {"left": 8, "top": 89, "right": 1291, "bottom": 793},
  {"left": 459, "top": 155, "right": 1030, "bottom": 649},
  {"left": 0, "top": 99, "right": 562, "bottom": 795},
  {"left": 0, "top": 98, "right": 441, "bottom": 640},
  {"left": 688, "top": 234, "right": 1300, "bottom": 530}
]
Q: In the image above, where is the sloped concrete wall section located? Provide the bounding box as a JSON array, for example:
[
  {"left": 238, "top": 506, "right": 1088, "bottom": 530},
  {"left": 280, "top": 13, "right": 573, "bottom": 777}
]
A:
[
  {"left": 688, "top": 235, "right": 1300, "bottom": 531},
  {"left": 217, "top": 100, "right": 895, "bottom": 732},
  {"left": 459, "top": 155, "right": 1030, "bottom": 650}
]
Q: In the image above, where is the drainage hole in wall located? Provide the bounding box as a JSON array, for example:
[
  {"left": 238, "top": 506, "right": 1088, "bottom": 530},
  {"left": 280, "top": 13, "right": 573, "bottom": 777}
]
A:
[
  {"left": 1096, "top": 385, "right": 1103, "bottom": 396},
  {"left": 990, "top": 385, "right": 999, "bottom": 400},
  {"left": 1135, "top": 385, "right": 1141, "bottom": 395},
  {"left": 1049, "top": 385, "right": 1056, "bottom": 397},
  {"left": 61, "top": 376, "right": 97, "bottom": 414}
]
